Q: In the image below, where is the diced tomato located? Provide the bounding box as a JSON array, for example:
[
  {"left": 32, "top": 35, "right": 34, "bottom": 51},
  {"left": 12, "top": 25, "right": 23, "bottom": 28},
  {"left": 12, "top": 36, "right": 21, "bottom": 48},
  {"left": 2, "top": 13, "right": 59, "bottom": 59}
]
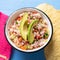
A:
[
  {"left": 33, "top": 29, "right": 38, "bottom": 32},
  {"left": 32, "top": 11, "right": 38, "bottom": 14},
  {"left": 16, "top": 16, "right": 22, "bottom": 21},
  {"left": 18, "top": 37, "right": 23, "bottom": 42},
  {"left": 20, "top": 45, "right": 27, "bottom": 50},
  {"left": 35, "top": 34, "right": 41, "bottom": 40}
]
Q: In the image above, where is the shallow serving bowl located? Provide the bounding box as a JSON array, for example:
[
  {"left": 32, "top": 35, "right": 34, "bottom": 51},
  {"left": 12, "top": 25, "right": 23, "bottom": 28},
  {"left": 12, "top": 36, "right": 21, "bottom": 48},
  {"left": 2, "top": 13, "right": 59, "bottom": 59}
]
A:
[{"left": 5, "top": 7, "right": 53, "bottom": 52}]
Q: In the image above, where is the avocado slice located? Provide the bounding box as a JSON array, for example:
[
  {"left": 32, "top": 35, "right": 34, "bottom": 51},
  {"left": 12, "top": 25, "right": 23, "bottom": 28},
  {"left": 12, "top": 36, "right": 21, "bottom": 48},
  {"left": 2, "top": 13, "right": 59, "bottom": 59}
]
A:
[
  {"left": 27, "top": 20, "right": 38, "bottom": 44},
  {"left": 20, "top": 12, "right": 28, "bottom": 41}
]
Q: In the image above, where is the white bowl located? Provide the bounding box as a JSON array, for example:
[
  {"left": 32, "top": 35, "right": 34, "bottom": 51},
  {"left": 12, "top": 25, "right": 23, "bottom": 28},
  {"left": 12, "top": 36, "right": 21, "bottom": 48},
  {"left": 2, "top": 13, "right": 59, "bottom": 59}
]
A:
[{"left": 5, "top": 7, "right": 53, "bottom": 52}]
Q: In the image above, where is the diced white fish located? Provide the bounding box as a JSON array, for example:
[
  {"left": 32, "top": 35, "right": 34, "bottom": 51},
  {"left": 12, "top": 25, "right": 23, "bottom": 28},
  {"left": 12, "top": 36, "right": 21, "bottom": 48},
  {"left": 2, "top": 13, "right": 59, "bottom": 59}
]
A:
[
  {"left": 32, "top": 13, "right": 41, "bottom": 18},
  {"left": 19, "top": 13, "right": 24, "bottom": 16}
]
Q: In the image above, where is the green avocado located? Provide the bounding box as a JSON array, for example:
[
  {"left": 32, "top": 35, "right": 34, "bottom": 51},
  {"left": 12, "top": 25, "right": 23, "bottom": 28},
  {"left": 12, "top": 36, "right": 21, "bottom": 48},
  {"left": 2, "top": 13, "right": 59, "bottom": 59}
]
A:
[
  {"left": 20, "top": 12, "right": 28, "bottom": 41},
  {"left": 27, "top": 20, "right": 38, "bottom": 44}
]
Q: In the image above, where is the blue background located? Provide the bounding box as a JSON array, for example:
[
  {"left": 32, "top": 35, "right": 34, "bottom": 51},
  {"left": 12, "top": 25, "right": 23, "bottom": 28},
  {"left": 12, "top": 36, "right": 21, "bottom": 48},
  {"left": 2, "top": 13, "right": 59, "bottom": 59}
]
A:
[{"left": 0, "top": 0, "right": 60, "bottom": 60}]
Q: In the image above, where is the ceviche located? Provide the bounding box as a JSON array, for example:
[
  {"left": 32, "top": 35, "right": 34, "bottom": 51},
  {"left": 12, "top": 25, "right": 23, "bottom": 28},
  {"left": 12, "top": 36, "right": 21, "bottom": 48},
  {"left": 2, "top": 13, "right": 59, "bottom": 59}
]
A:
[{"left": 8, "top": 11, "right": 49, "bottom": 50}]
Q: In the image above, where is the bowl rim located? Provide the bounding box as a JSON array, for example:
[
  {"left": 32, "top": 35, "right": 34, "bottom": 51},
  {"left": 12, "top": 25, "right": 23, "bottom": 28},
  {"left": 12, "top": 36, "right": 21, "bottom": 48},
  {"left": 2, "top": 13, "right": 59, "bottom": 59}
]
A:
[{"left": 4, "top": 7, "right": 53, "bottom": 53}]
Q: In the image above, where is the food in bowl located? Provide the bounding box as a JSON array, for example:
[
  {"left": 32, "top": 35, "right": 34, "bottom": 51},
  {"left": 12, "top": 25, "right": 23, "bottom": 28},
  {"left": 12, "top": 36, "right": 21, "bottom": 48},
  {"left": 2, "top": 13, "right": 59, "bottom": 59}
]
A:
[
  {"left": 8, "top": 11, "right": 49, "bottom": 50},
  {"left": 5, "top": 8, "right": 53, "bottom": 52}
]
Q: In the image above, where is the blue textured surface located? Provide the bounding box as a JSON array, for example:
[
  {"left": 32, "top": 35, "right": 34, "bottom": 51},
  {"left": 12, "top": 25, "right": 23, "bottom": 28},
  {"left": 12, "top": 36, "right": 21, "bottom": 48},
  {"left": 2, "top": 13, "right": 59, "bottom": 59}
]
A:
[{"left": 0, "top": 0, "right": 60, "bottom": 60}]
